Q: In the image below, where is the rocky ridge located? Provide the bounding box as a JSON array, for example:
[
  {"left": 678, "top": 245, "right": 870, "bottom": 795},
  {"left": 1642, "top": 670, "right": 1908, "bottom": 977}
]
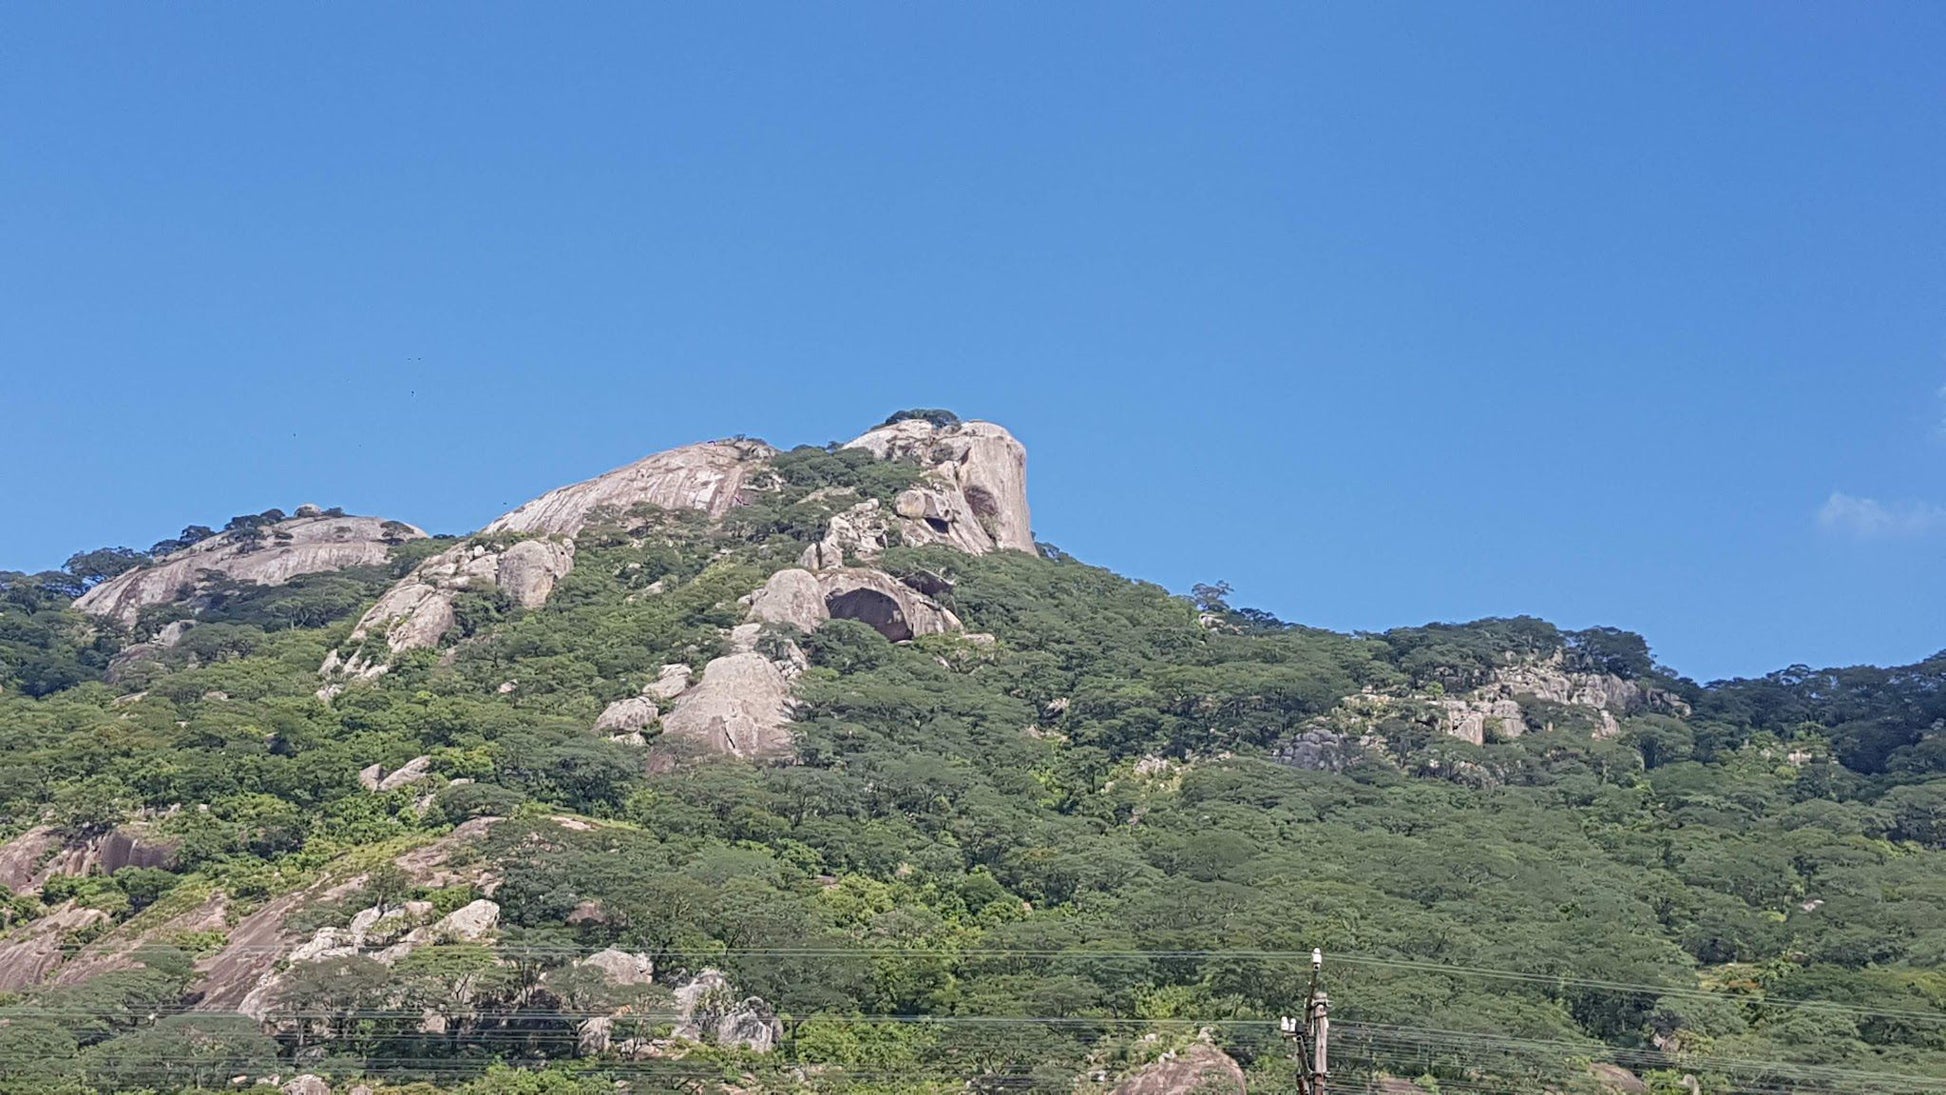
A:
[{"left": 73, "top": 510, "right": 426, "bottom": 629}]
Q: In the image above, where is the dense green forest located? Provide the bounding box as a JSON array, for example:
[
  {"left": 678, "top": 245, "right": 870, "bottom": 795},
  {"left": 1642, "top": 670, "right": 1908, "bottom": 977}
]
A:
[{"left": 1, "top": 443, "right": 1942, "bottom": 1095}]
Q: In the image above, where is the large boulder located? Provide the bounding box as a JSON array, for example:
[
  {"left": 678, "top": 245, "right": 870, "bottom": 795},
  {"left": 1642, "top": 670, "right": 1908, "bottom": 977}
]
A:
[
  {"left": 660, "top": 652, "right": 794, "bottom": 758},
  {"left": 594, "top": 696, "right": 660, "bottom": 737},
  {"left": 580, "top": 948, "right": 654, "bottom": 986},
  {"left": 493, "top": 538, "right": 576, "bottom": 608},
  {"left": 74, "top": 513, "right": 426, "bottom": 629},
  {"left": 747, "top": 566, "right": 961, "bottom": 643},
  {"left": 746, "top": 567, "right": 828, "bottom": 633}
]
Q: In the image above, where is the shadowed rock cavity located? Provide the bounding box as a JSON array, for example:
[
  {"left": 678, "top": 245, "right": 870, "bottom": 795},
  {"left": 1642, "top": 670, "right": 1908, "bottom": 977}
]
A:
[{"left": 826, "top": 587, "right": 913, "bottom": 641}]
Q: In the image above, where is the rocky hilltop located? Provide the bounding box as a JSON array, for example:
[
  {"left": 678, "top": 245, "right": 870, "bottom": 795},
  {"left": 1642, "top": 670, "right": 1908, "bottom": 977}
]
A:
[
  {"left": 73, "top": 509, "right": 426, "bottom": 629},
  {"left": 320, "top": 417, "right": 1033, "bottom": 758},
  {"left": 3, "top": 410, "right": 1942, "bottom": 1095}
]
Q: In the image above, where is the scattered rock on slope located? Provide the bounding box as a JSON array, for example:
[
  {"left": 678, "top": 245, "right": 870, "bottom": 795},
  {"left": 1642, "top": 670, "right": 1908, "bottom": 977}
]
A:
[{"left": 73, "top": 513, "right": 426, "bottom": 629}]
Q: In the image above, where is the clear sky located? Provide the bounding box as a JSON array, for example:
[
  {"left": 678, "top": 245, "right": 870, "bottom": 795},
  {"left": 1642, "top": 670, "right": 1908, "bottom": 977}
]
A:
[{"left": 4, "top": 3, "right": 1942, "bottom": 682}]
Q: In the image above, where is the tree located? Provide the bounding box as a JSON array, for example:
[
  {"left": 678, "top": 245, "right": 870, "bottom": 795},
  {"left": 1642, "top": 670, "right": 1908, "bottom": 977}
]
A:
[
  {"left": 79, "top": 1014, "right": 276, "bottom": 1092},
  {"left": 363, "top": 863, "right": 417, "bottom": 916},
  {"left": 878, "top": 408, "right": 961, "bottom": 429},
  {"left": 62, "top": 547, "right": 148, "bottom": 588},
  {"left": 1190, "top": 581, "right": 1233, "bottom": 614}
]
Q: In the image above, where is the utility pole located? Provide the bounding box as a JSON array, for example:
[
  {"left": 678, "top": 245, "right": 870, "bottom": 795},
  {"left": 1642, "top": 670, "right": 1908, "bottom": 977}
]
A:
[{"left": 1280, "top": 949, "right": 1330, "bottom": 1095}]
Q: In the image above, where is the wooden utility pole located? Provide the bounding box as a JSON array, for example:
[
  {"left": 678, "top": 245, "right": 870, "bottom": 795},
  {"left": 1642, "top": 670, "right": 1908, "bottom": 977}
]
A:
[{"left": 1281, "top": 949, "right": 1330, "bottom": 1095}]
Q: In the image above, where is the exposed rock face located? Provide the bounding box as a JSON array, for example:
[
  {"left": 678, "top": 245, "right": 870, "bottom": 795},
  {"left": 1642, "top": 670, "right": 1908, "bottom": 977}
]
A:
[
  {"left": 660, "top": 652, "right": 794, "bottom": 758},
  {"left": 0, "top": 904, "right": 111, "bottom": 991},
  {"left": 799, "top": 499, "right": 892, "bottom": 570},
  {"left": 191, "top": 818, "right": 500, "bottom": 1014},
  {"left": 844, "top": 419, "right": 1033, "bottom": 555},
  {"left": 1109, "top": 1043, "right": 1247, "bottom": 1095},
  {"left": 1437, "top": 695, "right": 1527, "bottom": 746},
  {"left": 489, "top": 439, "right": 771, "bottom": 536},
  {"left": 0, "top": 826, "right": 176, "bottom": 894},
  {"left": 74, "top": 514, "right": 426, "bottom": 629},
  {"left": 323, "top": 423, "right": 1029, "bottom": 690},
  {"left": 1273, "top": 727, "right": 1362, "bottom": 773},
  {"left": 282, "top": 1075, "right": 332, "bottom": 1095}
]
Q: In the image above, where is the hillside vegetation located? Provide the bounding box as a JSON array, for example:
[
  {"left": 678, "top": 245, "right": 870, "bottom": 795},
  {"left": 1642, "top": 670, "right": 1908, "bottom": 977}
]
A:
[{"left": 0, "top": 439, "right": 1942, "bottom": 1095}]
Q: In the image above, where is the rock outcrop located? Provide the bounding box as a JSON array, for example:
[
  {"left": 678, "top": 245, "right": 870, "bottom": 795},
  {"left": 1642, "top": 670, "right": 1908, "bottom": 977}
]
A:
[
  {"left": 1438, "top": 654, "right": 1681, "bottom": 742},
  {"left": 0, "top": 826, "right": 177, "bottom": 894},
  {"left": 843, "top": 419, "right": 1033, "bottom": 555},
  {"left": 672, "top": 969, "right": 783, "bottom": 1052},
  {"left": 1109, "top": 1043, "right": 1247, "bottom": 1095},
  {"left": 594, "top": 696, "right": 660, "bottom": 739},
  {"left": 190, "top": 818, "right": 501, "bottom": 1013},
  {"left": 748, "top": 566, "right": 962, "bottom": 641},
  {"left": 323, "top": 537, "right": 574, "bottom": 682},
  {"left": 324, "top": 440, "right": 773, "bottom": 683},
  {"left": 74, "top": 513, "right": 426, "bottom": 629}
]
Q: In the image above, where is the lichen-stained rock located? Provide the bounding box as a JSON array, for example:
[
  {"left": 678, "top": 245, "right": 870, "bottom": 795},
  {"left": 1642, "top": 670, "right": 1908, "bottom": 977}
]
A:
[
  {"left": 73, "top": 513, "right": 427, "bottom": 629},
  {"left": 844, "top": 418, "right": 1033, "bottom": 554},
  {"left": 1108, "top": 1043, "right": 1247, "bottom": 1095},
  {"left": 672, "top": 969, "right": 783, "bottom": 1052},
  {"left": 661, "top": 652, "right": 794, "bottom": 758}
]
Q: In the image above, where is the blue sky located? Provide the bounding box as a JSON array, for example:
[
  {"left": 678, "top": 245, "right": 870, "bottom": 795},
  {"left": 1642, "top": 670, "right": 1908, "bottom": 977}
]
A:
[{"left": 3, "top": 3, "right": 1942, "bottom": 682}]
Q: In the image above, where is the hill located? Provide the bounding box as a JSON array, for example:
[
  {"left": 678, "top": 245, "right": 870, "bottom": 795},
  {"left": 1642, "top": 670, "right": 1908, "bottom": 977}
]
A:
[{"left": 0, "top": 413, "right": 1941, "bottom": 1095}]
